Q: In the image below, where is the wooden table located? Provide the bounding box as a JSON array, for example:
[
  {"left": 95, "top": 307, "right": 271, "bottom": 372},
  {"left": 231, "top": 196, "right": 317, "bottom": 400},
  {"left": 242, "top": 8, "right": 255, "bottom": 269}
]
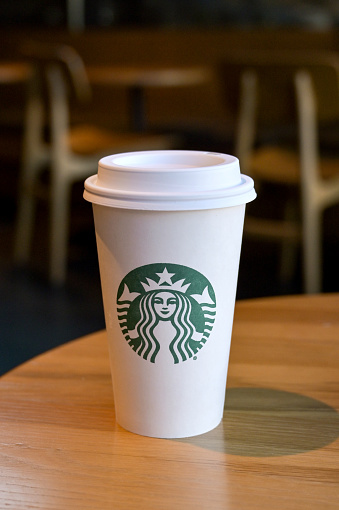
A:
[
  {"left": 87, "top": 65, "right": 211, "bottom": 131},
  {"left": 0, "top": 62, "right": 29, "bottom": 84},
  {"left": 1, "top": 294, "right": 339, "bottom": 509}
]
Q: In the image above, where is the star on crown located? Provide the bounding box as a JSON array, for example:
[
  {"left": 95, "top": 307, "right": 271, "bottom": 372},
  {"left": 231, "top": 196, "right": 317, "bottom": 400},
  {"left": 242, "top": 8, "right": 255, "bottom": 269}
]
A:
[{"left": 141, "top": 267, "right": 191, "bottom": 294}]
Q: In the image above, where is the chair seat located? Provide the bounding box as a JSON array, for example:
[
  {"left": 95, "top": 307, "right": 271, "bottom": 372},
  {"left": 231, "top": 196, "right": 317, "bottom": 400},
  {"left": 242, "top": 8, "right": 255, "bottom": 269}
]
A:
[
  {"left": 68, "top": 124, "right": 176, "bottom": 155},
  {"left": 250, "top": 146, "right": 339, "bottom": 185}
]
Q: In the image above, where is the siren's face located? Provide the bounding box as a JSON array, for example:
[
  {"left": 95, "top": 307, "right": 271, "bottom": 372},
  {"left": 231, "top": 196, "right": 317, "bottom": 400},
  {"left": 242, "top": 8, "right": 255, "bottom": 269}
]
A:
[{"left": 153, "top": 291, "right": 177, "bottom": 320}]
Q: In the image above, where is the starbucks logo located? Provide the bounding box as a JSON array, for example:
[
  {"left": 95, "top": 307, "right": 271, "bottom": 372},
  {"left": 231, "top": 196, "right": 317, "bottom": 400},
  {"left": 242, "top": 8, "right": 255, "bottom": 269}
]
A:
[{"left": 116, "top": 263, "right": 216, "bottom": 364}]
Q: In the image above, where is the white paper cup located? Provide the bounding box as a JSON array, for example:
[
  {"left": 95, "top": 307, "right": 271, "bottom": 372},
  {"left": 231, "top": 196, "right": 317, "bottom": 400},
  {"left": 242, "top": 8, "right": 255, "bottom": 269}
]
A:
[{"left": 84, "top": 150, "right": 256, "bottom": 438}]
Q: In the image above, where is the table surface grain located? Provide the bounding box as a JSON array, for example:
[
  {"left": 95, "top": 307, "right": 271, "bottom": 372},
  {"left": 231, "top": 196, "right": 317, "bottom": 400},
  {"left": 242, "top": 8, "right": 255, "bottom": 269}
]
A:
[{"left": 1, "top": 294, "right": 339, "bottom": 509}]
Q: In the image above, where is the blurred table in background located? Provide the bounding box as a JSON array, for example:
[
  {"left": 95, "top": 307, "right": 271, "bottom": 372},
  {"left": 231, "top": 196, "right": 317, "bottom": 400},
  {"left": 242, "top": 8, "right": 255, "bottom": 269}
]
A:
[
  {"left": 87, "top": 64, "right": 212, "bottom": 131},
  {"left": 0, "top": 62, "right": 29, "bottom": 84}
]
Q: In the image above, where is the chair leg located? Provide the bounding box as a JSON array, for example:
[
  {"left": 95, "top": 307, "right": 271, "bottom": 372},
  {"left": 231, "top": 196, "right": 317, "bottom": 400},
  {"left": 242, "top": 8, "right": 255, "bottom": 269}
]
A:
[
  {"left": 49, "top": 177, "right": 71, "bottom": 286},
  {"left": 13, "top": 163, "right": 38, "bottom": 265},
  {"left": 278, "top": 199, "right": 299, "bottom": 287},
  {"left": 279, "top": 240, "right": 299, "bottom": 287},
  {"left": 302, "top": 207, "right": 322, "bottom": 294}
]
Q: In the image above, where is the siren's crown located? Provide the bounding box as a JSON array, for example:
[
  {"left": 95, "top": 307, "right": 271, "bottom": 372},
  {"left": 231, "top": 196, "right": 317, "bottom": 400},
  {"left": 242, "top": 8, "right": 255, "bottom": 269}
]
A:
[{"left": 141, "top": 267, "right": 190, "bottom": 294}]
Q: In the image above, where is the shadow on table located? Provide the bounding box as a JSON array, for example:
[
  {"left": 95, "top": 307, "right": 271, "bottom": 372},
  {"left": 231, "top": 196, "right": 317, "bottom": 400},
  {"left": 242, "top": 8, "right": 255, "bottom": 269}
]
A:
[{"left": 178, "top": 387, "right": 339, "bottom": 457}]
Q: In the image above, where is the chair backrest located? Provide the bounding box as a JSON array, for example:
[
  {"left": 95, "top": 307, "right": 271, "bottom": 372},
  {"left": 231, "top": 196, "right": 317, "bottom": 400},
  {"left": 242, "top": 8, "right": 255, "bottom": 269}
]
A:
[
  {"left": 22, "top": 42, "right": 91, "bottom": 158},
  {"left": 220, "top": 51, "right": 339, "bottom": 122},
  {"left": 219, "top": 51, "right": 339, "bottom": 165},
  {"left": 23, "top": 42, "right": 91, "bottom": 102}
]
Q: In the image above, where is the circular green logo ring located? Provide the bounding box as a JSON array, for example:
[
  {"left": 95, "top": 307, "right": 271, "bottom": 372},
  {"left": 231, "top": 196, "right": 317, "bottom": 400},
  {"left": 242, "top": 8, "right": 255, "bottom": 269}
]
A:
[{"left": 117, "top": 263, "right": 216, "bottom": 364}]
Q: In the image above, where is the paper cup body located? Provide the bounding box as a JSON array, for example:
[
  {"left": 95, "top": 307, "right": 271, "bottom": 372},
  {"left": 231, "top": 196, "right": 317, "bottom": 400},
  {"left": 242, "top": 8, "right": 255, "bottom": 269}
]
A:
[{"left": 84, "top": 151, "right": 255, "bottom": 438}]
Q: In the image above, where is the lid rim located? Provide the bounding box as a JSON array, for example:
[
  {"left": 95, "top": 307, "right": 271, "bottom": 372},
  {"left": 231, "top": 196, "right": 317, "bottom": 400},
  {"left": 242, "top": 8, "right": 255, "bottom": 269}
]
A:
[
  {"left": 84, "top": 178, "right": 256, "bottom": 211},
  {"left": 83, "top": 191, "right": 257, "bottom": 211},
  {"left": 84, "top": 174, "right": 254, "bottom": 200}
]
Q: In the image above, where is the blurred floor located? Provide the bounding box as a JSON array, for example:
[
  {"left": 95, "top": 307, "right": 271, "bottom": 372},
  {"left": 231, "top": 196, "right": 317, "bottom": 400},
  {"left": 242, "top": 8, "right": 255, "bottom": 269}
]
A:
[{"left": 1, "top": 157, "right": 339, "bottom": 376}]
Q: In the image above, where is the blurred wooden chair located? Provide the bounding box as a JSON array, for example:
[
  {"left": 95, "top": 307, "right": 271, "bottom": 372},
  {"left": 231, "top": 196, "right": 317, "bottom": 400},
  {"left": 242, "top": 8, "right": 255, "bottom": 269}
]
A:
[
  {"left": 220, "top": 51, "right": 339, "bottom": 293},
  {"left": 14, "top": 43, "right": 177, "bottom": 285}
]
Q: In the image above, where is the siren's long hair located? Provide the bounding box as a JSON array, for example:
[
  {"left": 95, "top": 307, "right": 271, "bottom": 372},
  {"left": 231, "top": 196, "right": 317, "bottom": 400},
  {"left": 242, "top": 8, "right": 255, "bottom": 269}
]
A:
[{"left": 135, "top": 290, "right": 197, "bottom": 364}]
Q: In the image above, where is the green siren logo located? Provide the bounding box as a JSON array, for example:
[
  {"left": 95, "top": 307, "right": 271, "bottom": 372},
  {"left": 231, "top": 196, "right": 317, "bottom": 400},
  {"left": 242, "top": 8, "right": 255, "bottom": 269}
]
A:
[{"left": 116, "top": 263, "right": 216, "bottom": 364}]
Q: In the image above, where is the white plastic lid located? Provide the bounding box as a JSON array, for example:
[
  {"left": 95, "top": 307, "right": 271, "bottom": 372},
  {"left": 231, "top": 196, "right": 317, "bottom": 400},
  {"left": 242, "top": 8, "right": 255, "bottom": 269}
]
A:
[{"left": 83, "top": 150, "right": 256, "bottom": 211}]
